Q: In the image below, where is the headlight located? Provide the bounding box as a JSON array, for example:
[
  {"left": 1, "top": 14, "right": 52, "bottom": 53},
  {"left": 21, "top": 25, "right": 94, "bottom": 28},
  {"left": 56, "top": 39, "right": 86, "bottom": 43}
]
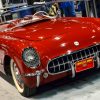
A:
[{"left": 22, "top": 47, "right": 40, "bottom": 68}]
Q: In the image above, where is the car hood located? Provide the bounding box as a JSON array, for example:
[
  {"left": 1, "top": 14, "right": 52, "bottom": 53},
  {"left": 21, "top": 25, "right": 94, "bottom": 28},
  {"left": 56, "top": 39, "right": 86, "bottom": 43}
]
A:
[
  {"left": 5, "top": 18, "right": 100, "bottom": 63},
  {"left": 7, "top": 17, "right": 99, "bottom": 42}
]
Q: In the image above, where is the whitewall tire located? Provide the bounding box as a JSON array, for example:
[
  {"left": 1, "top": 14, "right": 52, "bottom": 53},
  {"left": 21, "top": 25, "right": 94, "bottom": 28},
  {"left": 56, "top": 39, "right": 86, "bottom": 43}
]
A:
[{"left": 10, "top": 59, "right": 36, "bottom": 97}]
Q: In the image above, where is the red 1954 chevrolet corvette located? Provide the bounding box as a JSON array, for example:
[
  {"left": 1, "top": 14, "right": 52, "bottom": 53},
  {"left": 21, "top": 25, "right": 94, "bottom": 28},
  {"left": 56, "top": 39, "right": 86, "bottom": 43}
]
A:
[{"left": 0, "top": 11, "right": 100, "bottom": 97}]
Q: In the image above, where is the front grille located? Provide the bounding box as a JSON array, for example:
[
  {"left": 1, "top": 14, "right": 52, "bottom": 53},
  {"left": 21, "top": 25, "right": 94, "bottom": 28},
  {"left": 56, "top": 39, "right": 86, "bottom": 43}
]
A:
[{"left": 47, "top": 44, "right": 100, "bottom": 74}]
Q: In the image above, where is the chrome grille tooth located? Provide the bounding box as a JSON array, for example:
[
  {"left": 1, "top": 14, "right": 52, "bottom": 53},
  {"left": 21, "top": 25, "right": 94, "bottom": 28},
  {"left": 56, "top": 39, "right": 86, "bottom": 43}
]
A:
[
  {"left": 48, "top": 44, "right": 100, "bottom": 74},
  {"left": 70, "top": 55, "right": 73, "bottom": 61},
  {"left": 62, "top": 56, "right": 66, "bottom": 70},
  {"left": 76, "top": 52, "right": 79, "bottom": 61},
  {"left": 93, "top": 46, "right": 97, "bottom": 53},
  {"left": 81, "top": 50, "right": 86, "bottom": 59},
  {"left": 77, "top": 52, "right": 81, "bottom": 60},
  {"left": 92, "top": 47, "right": 95, "bottom": 56},
  {"left": 86, "top": 48, "right": 90, "bottom": 57},
  {"left": 71, "top": 54, "right": 74, "bottom": 63},
  {"left": 57, "top": 58, "right": 61, "bottom": 71},
  {"left": 67, "top": 55, "right": 70, "bottom": 62},
  {"left": 71, "top": 53, "right": 75, "bottom": 62},
  {"left": 84, "top": 49, "right": 87, "bottom": 58},
  {"left": 96, "top": 45, "right": 99, "bottom": 52},
  {"left": 80, "top": 51, "right": 83, "bottom": 60},
  {"left": 98, "top": 45, "right": 100, "bottom": 50},
  {"left": 90, "top": 47, "right": 94, "bottom": 56},
  {"left": 53, "top": 61, "right": 56, "bottom": 73},
  {"left": 66, "top": 56, "right": 69, "bottom": 62},
  {"left": 88, "top": 49, "right": 91, "bottom": 57}
]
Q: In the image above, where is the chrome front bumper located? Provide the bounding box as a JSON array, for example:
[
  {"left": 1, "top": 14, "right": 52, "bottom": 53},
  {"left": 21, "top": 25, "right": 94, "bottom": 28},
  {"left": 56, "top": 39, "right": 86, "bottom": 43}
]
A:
[{"left": 21, "top": 53, "right": 100, "bottom": 88}]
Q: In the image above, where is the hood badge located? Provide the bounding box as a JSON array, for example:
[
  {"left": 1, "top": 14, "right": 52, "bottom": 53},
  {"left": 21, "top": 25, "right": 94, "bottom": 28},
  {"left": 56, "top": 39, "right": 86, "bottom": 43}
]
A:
[{"left": 74, "top": 41, "right": 80, "bottom": 46}]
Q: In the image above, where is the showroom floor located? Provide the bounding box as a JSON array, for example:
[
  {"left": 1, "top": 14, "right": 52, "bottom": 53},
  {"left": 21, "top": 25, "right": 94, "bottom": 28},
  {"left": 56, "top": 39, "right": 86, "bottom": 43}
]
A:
[{"left": 0, "top": 69, "right": 100, "bottom": 100}]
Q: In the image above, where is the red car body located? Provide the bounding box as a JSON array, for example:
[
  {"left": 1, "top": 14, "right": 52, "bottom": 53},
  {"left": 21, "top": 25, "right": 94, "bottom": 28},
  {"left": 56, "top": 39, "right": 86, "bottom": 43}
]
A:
[{"left": 0, "top": 16, "right": 100, "bottom": 96}]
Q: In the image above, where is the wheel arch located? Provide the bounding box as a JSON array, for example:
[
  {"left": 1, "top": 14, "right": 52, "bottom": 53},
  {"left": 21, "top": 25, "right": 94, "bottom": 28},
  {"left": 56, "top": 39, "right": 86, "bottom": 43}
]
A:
[{"left": 4, "top": 55, "right": 11, "bottom": 76}]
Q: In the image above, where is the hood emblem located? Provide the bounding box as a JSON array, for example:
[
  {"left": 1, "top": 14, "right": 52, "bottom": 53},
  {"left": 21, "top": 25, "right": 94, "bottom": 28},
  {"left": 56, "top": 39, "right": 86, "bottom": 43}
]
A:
[{"left": 74, "top": 41, "right": 79, "bottom": 46}]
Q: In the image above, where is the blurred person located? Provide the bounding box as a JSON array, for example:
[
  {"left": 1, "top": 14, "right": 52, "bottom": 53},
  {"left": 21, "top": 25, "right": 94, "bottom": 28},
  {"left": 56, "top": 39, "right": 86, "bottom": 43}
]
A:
[
  {"left": 49, "top": 3, "right": 58, "bottom": 16},
  {"left": 95, "top": 0, "right": 100, "bottom": 17},
  {"left": 40, "top": 0, "right": 58, "bottom": 16},
  {"left": 59, "top": 1, "right": 76, "bottom": 17},
  {"left": 78, "top": 0, "right": 97, "bottom": 17},
  {"left": 78, "top": 1, "right": 87, "bottom": 17}
]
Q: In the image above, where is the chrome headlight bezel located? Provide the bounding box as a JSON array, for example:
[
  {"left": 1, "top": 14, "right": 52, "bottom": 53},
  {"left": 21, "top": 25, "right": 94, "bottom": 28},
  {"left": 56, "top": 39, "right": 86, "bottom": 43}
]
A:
[{"left": 22, "top": 47, "right": 40, "bottom": 68}]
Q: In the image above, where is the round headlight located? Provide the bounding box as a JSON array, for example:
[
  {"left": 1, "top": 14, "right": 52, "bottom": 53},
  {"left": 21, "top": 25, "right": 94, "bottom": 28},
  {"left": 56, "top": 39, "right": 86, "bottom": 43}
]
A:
[{"left": 22, "top": 47, "right": 40, "bottom": 68}]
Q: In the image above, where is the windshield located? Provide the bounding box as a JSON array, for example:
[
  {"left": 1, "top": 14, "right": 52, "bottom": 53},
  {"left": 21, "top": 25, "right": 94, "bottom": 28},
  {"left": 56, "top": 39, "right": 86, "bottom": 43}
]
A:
[
  {"left": 17, "top": 11, "right": 56, "bottom": 26},
  {"left": 1, "top": 11, "right": 56, "bottom": 31}
]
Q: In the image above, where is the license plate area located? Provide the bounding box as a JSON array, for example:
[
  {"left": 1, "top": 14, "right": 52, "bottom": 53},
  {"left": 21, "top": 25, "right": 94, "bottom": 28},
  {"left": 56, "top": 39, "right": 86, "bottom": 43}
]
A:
[{"left": 75, "top": 57, "right": 94, "bottom": 73}]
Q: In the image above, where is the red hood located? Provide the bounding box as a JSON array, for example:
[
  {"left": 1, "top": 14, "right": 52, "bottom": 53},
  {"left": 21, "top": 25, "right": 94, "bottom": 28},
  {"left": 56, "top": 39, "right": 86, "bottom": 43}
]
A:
[
  {"left": 5, "top": 17, "right": 100, "bottom": 64},
  {"left": 7, "top": 17, "right": 100, "bottom": 42}
]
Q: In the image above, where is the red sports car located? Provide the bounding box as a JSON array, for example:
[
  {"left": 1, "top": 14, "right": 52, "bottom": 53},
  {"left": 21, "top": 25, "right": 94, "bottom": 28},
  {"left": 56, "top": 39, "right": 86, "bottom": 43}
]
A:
[{"left": 0, "top": 11, "right": 100, "bottom": 97}]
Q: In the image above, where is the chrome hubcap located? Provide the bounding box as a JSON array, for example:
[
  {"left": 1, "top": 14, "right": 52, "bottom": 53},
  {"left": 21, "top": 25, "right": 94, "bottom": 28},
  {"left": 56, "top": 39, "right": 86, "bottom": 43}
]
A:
[{"left": 13, "top": 62, "right": 24, "bottom": 89}]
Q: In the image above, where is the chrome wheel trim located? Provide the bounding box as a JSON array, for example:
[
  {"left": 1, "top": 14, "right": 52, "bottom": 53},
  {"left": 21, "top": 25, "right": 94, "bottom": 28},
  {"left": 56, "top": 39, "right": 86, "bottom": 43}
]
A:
[{"left": 10, "top": 59, "right": 24, "bottom": 93}]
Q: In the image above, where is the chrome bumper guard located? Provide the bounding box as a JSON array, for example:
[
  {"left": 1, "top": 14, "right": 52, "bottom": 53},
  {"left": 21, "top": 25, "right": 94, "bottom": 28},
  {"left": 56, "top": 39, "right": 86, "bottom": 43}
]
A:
[
  {"left": 71, "top": 63, "right": 75, "bottom": 78},
  {"left": 96, "top": 52, "right": 100, "bottom": 68},
  {"left": 21, "top": 70, "right": 44, "bottom": 87}
]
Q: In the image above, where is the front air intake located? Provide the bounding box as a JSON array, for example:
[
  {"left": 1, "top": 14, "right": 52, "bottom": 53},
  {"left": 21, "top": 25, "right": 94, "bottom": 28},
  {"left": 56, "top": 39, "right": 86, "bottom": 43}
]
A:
[{"left": 47, "top": 44, "right": 100, "bottom": 75}]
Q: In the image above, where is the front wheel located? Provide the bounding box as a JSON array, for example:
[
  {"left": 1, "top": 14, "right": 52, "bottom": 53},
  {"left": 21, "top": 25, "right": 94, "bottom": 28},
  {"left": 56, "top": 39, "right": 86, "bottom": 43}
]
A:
[{"left": 10, "top": 59, "right": 36, "bottom": 97}]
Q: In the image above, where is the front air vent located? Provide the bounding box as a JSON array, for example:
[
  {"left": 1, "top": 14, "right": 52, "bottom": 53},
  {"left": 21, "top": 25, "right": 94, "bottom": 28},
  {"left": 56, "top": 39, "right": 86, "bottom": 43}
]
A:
[{"left": 47, "top": 44, "right": 100, "bottom": 75}]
